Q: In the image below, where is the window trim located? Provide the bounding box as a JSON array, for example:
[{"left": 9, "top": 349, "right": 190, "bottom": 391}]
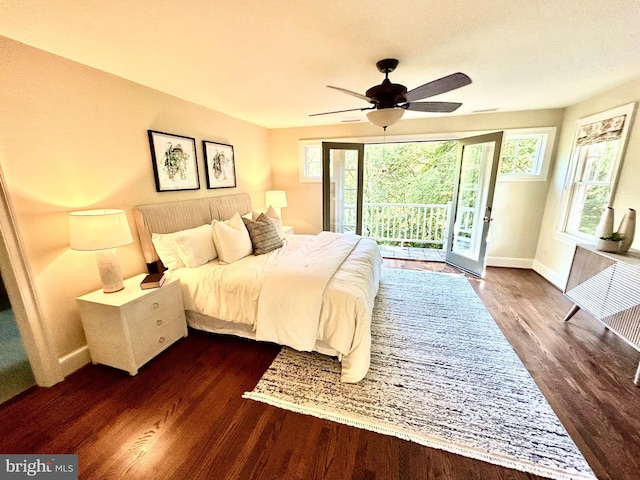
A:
[{"left": 556, "top": 102, "right": 637, "bottom": 243}]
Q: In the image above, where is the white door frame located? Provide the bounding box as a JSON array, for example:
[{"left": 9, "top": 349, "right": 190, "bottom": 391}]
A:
[{"left": 0, "top": 168, "right": 63, "bottom": 387}]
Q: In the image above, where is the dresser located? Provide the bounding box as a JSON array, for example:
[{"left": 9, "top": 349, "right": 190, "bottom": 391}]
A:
[
  {"left": 564, "top": 244, "right": 640, "bottom": 384},
  {"left": 77, "top": 274, "right": 187, "bottom": 375}
]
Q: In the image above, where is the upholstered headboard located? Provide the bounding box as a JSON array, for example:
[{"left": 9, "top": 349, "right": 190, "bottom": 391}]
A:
[{"left": 133, "top": 193, "right": 252, "bottom": 272}]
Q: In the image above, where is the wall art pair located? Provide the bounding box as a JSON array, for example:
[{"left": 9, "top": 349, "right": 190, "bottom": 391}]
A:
[{"left": 147, "top": 130, "right": 237, "bottom": 192}]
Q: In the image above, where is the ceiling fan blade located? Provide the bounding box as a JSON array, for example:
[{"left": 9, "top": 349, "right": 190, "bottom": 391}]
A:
[
  {"left": 404, "top": 73, "right": 471, "bottom": 103},
  {"left": 309, "top": 106, "right": 374, "bottom": 117},
  {"left": 327, "top": 85, "right": 373, "bottom": 102},
  {"left": 402, "top": 101, "right": 463, "bottom": 113}
]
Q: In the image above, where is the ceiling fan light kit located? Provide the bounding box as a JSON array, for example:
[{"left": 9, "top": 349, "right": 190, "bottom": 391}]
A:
[
  {"left": 313, "top": 59, "right": 472, "bottom": 129},
  {"left": 367, "top": 108, "right": 404, "bottom": 128}
]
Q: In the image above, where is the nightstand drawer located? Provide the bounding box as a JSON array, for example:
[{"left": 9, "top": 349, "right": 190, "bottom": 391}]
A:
[
  {"left": 126, "top": 282, "right": 185, "bottom": 364},
  {"left": 127, "top": 286, "right": 184, "bottom": 332},
  {"left": 129, "top": 312, "right": 186, "bottom": 365}
]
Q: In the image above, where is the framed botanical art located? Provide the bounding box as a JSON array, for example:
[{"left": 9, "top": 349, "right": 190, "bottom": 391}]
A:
[
  {"left": 203, "top": 140, "right": 237, "bottom": 189},
  {"left": 148, "top": 130, "right": 200, "bottom": 192}
]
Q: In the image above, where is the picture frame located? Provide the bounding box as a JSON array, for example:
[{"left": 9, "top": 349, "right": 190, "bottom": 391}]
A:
[
  {"left": 148, "top": 130, "right": 200, "bottom": 192},
  {"left": 203, "top": 140, "right": 237, "bottom": 189}
]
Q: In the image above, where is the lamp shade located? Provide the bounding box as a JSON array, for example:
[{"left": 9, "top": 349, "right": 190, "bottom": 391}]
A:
[
  {"left": 69, "top": 209, "right": 133, "bottom": 251},
  {"left": 265, "top": 190, "right": 288, "bottom": 209},
  {"left": 367, "top": 108, "right": 404, "bottom": 128}
]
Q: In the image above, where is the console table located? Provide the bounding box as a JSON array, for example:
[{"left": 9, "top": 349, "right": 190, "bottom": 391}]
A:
[{"left": 563, "top": 244, "right": 640, "bottom": 385}]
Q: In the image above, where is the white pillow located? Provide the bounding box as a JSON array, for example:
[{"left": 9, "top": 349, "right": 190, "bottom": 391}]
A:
[
  {"left": 211, "top": 212, "right": 253, "bottom": 264},
  {"left": 174, "top": 224, "right": 218, "bottom": 268},
  {"left": 151, "top": 231, "right": 186, "bottom": 271},
  {"left": 265, "top": 206, "right": 286, "bottom": 240}
]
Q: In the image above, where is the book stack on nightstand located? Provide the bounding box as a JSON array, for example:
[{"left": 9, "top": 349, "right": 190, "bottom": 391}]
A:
[{"left": 77, "top": 273, "right": 187, "bottom": 376}]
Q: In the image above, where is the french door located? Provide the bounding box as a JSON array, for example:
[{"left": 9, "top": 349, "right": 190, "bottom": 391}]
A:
[
  {"left": 322, "top": 142, "right": 365, "bottom": 235},
  {"left": 445, "top": 132, "right": 504, "bottom": 277}
]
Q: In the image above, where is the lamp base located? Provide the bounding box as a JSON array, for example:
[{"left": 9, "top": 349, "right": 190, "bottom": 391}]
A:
[{"left": 95, "top": 249, "right": 124, "bottom": 293}]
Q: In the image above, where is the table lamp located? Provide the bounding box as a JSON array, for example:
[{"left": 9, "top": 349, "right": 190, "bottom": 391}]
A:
[
  {"left": 265, "top": 190, "right": 287, "bottom": 218},
  {"left": 69, "top": 209, "right": 133, "bottom": 293}
]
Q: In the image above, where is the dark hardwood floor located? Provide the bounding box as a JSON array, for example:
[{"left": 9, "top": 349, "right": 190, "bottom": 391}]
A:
[{"left": 1, "top": 261, "right": 639, "bottom": 479}]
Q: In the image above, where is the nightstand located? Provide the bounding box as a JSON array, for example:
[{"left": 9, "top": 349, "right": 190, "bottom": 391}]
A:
[
  {"left": 77, "top": 274, "right": 187, "bottom": 375},
  {"left": 282, "top": 225, "right": 295, "bottom": 234}
]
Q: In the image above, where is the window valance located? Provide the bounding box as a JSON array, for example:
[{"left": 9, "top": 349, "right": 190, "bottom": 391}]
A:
[{"left": 576, "top": 114, "right": 627, "bottom": 146}]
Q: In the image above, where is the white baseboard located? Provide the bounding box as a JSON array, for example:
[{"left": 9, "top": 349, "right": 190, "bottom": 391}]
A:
[
  {"left": 58, "top": 345, "right": 91, "bottom": 378},
  {"left": 486, "top": 256, "right": 534, "bottom": 269},
  {"left": 532, "top": 260, "right": 565, "bottom": 289}
]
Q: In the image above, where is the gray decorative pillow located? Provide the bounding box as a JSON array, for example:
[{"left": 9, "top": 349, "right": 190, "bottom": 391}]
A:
[{"left": 242, "top": 213, "right": 283, "bottom": 255}]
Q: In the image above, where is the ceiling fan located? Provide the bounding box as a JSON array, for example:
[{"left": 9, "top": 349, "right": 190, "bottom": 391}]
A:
[{"left": 311, "top": 59, "right": 472, "bottom": 128}]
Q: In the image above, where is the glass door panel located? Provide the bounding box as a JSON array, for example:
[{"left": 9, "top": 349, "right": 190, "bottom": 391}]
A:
[
  {"left": 446, "top": 132, "right": 503, "bottom": 277},
  {"left": 322, "top": 142, "right": 364, "bottom": 234}
]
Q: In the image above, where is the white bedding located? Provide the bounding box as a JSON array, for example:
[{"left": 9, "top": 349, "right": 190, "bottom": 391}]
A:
[
  {"left": 167, "top": 233, "right": 382, "bottom": 382},
  {"left": 256, "top": 232, "right": 361, "bottom": 351}
]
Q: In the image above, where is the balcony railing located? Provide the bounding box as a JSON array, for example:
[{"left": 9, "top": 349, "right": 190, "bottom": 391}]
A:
[{"left": 361, "top": 202, "right": 451, "bottom": 247}]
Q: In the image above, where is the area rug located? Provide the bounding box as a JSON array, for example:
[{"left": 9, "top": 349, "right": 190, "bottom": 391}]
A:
[{"left": 244, "top": 268, "right": 597, "bottom": 480}]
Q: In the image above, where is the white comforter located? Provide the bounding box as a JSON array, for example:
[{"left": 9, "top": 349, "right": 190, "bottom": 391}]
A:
[
  {"left": 168, "top": 233, "right": 382, "bottom": 382},
  {"left": 256, "top": 232, "right": 361, "bottom": 351}
]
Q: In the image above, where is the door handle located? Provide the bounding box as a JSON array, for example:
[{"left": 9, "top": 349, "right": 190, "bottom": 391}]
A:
[{"left": 484, "top": 206, "right": 493, "bottom": 223}]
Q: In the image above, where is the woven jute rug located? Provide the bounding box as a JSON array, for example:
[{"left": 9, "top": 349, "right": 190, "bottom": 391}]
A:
[{"left": 244, "top": 268, "right": 596, "bottom": 480}]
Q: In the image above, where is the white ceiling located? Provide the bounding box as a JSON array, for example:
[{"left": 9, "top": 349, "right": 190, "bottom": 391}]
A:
[{"left": 2, "top": 1, "right": 639, "bottom": 129}]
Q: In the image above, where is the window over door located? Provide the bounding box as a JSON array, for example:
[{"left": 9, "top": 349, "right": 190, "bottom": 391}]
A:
[
  {"left": 558, "top": 102, "right": 636, "bottom": 241},
  {"left": 498, "top": 127, "right": 555, "bottom": 181}
]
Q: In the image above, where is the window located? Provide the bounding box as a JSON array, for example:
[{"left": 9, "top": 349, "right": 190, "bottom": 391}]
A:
[
  {"left": 500, "top": 136, "right": 543, "bottom": 174},
  {"left": 298, "top": 141, "right": 322, "bottom": 182},
  {"left": 498, "top": 128, "right": 556, "bottom": 181},
  {"left": 559, "top": 102, "right": 636, "bottom": 240}
]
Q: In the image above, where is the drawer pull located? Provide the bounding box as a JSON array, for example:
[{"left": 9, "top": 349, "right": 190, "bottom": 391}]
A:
[
  {"left": 158, "top": 336, "right": 165, "bottom": 344},
  {"left": 153, "top": 303, "right": 160, "bottom": 309},
  {"left": 156, "top": 319, "right": 163, "bottom": 326}
]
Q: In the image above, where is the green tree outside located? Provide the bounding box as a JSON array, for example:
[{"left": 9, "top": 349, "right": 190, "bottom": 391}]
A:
[{"left": 363, "top": 141, "right": 458, "bottom": 247}]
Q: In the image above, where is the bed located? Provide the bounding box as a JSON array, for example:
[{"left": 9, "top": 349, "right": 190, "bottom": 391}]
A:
[{"left": 132, "top": 193, "right": 382, "bottom": 382}]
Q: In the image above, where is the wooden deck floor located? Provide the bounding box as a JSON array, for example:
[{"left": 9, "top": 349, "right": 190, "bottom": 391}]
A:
[{"left": 378, "top": 245, "right": 446, "bottom": 261}]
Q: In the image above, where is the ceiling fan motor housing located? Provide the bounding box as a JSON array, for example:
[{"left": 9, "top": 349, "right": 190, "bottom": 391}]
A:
[
  {"left": 367, "top": 59, "right": 407, "bottom": 109},
  {"left": 366, "top": 80, "right": 408, "bottom": 109}
]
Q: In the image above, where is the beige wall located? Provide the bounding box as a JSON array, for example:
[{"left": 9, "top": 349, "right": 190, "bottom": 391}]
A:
[
  {"left": 534, "top": 77, "right": 640, "bottom": 287},
  {"left": 269, "top": 109, "right": 564, "bottom": 266},
  {"left": 0, "top": 37, "right": 271, "bottom": 373}
]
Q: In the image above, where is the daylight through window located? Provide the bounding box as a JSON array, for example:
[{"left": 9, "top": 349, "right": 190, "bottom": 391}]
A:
[
  {"left": 560, "top": 103, "right": 636, "bottom": 240},
  {"left": 499, "top": 135, "right": 544, "bottom": 176}
]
